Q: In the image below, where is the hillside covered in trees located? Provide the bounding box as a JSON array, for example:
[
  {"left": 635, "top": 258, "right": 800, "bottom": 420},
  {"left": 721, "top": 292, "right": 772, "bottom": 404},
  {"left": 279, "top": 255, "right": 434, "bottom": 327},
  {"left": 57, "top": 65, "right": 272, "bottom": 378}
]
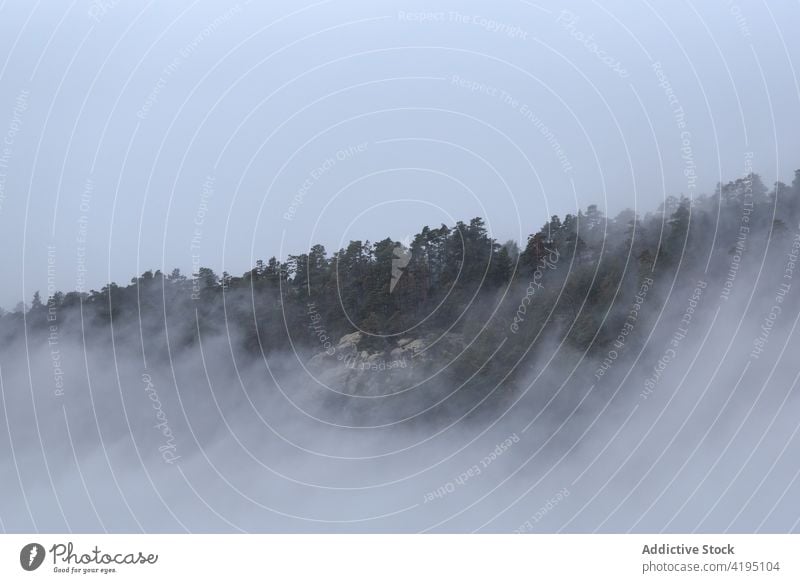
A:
[{"left": 3, "top": 169, "right": 800, "bottom": 414}]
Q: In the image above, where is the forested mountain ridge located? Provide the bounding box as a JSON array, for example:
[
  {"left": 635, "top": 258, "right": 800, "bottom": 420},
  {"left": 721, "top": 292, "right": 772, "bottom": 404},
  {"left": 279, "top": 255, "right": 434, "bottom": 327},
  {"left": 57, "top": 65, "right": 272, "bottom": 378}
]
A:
[{"left": 3, "top": 169, "right": 800, "bottom": 406}]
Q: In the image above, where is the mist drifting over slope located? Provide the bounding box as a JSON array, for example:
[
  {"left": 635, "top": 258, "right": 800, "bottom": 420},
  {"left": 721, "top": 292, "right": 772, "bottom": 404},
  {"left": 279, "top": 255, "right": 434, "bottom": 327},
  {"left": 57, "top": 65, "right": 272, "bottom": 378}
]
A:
[
  {"left": 1, "top": 1, "right": 800, "bottom": 534},
  {"left": 2, "top": 172, "right": 800, "bottom": 533}
]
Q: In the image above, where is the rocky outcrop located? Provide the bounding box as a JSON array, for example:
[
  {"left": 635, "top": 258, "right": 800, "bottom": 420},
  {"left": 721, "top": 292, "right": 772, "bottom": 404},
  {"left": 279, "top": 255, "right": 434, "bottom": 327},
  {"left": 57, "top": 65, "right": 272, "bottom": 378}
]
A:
[{"left": 306, "top": 331, "right": 464, "bottom": 396}]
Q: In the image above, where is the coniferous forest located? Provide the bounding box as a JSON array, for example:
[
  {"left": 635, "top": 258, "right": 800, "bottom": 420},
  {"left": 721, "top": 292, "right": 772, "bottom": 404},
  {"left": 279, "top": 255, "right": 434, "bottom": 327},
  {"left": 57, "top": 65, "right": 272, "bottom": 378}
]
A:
[
  {"left": 3, "top": 158, "right": 800, "bottom": 536},
  {"left": 4, "top": 0, "right": 800, "bottom": 548},
  {"left": 3, "top": 169, "right": 799, "bottom": 416}
]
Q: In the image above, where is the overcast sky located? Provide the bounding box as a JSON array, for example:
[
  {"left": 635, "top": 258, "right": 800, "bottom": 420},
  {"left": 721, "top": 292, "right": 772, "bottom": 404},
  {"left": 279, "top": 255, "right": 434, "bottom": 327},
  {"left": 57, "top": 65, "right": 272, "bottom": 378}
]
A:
[{"left": 0, "top": 0, "right": 798, "bottom": 308}]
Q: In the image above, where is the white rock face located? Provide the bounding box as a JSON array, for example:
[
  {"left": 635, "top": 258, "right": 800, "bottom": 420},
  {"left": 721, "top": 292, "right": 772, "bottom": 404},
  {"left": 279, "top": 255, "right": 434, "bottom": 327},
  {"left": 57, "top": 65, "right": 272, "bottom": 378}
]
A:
[
  {"left": 306, "top": 332, "right": 423, "bottom": 396},
  {"left": 338, "top": 331, "right": 362, "bottom": 348},
  {"left": 305, "top": 331, "right": 465, "bottom": 396},
  {"left": 402, "top": 339, "right": 426, "bottom": 355}
]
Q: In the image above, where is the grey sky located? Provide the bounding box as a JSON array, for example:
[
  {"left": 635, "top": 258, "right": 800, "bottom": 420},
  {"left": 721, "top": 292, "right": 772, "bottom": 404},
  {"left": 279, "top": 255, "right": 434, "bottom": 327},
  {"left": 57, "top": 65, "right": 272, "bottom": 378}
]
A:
[{"left": 0, "top": 0, "right": 798, "bottom": 308}]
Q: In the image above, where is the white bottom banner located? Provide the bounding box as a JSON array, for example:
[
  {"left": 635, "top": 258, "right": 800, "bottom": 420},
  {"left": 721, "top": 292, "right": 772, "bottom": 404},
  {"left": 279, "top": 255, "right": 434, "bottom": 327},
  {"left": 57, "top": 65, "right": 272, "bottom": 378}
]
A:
[{"left": 1, "top": 535, "right": 796, "bottom": 582}]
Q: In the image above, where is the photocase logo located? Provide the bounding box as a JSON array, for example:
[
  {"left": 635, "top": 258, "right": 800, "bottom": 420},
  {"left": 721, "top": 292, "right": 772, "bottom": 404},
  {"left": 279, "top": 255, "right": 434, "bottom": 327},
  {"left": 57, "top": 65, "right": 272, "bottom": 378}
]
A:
[
  {"left": 390, "top": 235, "right": 413, "bottom": 294},
  {"left": 20, "top": 543, "right": 46, "bottom": 571}
]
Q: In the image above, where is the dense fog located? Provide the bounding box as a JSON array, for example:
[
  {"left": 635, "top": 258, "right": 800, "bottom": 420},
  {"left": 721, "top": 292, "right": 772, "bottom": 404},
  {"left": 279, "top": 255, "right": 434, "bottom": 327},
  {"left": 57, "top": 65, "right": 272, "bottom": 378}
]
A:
[
  {"left": 1, "top": 0, "right": 799, "bottom": 535},
  {"left": 2, "top": 175, "right": 800, "bottom": 532}
]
